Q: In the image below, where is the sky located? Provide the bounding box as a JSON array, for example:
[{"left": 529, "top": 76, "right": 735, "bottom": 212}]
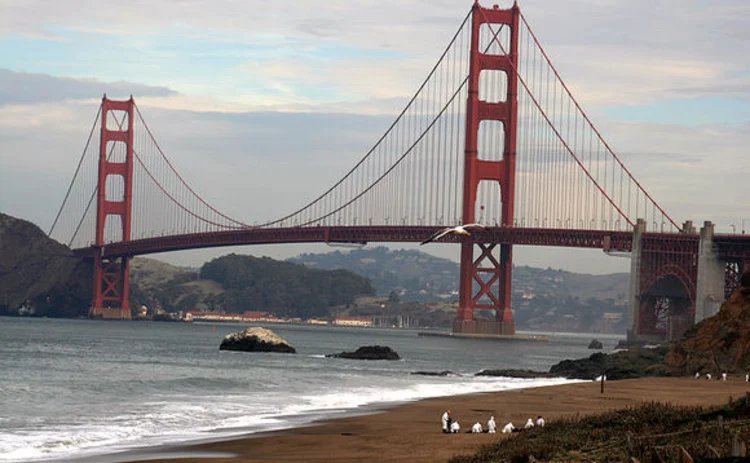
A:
[{"left": 0, "top": 0, "right": 748, "bottom": 275}]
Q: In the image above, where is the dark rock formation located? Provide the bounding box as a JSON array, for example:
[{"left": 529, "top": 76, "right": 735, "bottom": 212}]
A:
[
  {"left": 326, "top": 345, "right": 400, "bottom": 360},
  {"left": 219, "top": 327, "right": 296, "bottom": 353},
  {"left": 667, "top": 279, "right": 750, "bottom": 375},
  {"left": 549, "top": 346, "right": 670, "bottom": 380},
  {"left": 588, "top": 339, "right": 603, "bottom": 349},
  {"left": 475, "top": 369, "right": 555, "bottom": 378},
  {"left": 412, "top": 370, "right": 454, "bottom": 376},
  {"left": 0, "top": 213, "right": 91, "bottom": 318}
]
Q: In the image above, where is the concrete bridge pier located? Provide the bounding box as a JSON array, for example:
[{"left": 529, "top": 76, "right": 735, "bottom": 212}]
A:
[
  {"left": 627, "top": 219, "right": 727, "bottom": 344},
  {"left": 695, "top": 221, "right": 725, "bottom": 323},
  {"left": 626, "top": 219, "right": 646, "bottom": 343}
]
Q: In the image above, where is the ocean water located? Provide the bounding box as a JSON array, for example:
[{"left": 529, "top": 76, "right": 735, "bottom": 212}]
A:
[{"left": 0, "top": 317, "right": 623, "bottom": 462}]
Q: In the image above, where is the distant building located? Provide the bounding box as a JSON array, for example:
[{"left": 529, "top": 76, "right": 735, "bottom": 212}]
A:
[{"left": 334, "top": 317, "right": 373, "bottom": 327}]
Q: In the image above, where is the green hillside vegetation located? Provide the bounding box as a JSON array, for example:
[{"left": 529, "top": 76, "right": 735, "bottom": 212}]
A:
[
  {"left": 0, "top": 212, "right": 91, "bottom": 318},
  {"left": 199, "top": 254, "right": 375, "bottom": 319},
  {"left": 290, "top": 247, "right": 629, "bottom": 333}
]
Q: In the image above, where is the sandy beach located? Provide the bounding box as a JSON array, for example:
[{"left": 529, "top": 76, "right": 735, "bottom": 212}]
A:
[{"left": 123, "top": 377, "right": 750, "bottom": 463}]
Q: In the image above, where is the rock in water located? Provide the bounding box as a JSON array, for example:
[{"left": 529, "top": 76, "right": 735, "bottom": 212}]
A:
[
  {"left": 411, "top": 370, "right": 454, "bottom": 376},
  {"left": 220, "top": 327, "right": 296, "bottom": 353},
  {"left": 475, "top": 369, "right": 554, "bottom": 378},
  {"left": 588, "top": 339, "right": 604, "bottom": 349},
  {"left": 326, "top": 345, "right": 400, "bottom": 360}
]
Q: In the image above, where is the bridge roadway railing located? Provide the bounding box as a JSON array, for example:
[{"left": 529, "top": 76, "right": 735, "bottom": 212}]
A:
[{"left": 71, "top": 226, "right": 647, "bottom": 259}]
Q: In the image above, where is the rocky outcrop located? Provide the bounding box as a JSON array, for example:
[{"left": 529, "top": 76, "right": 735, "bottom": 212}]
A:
[
  {"left": 667, "top": 284, "right": 750, "bottom": 375},
  {"left": 412, "top": 370, "right": 454, "bottom": 376},
  {"left": 549, "top": 346, "right": 670, "bottom": 380},
  {"left": 0, "top": 213, "right": 91, "bottom": 318},
  {"left": 219, "top": 327, "right": 296, "bottom": 353},
  {"left": 588, "top": 339, "right": 603, "bottom": 349},
  {"left": 326, "top": 345, "right": 400, "bottom": 360},
  {"left": 475, "top": 369, "right": 555, "bottom": 378}
]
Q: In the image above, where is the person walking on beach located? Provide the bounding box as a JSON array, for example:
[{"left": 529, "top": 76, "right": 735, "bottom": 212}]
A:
[
  {"left": 442, "top": 409, "right": 451, "bottom": 433},
  {"left": 722, "top": 372, "right": 727, "bottom": 381},
  {"left": 695, "top": 372, "right": 700, "bottom": 379},
  {"left": 536, "top": 416, "right": 545, "bottom": 427},
  {"left": 487, "top": 416, "right": 496, "bottom": 433}
]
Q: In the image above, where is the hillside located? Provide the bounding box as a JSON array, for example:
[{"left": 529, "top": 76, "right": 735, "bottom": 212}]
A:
[
  {"left": 667, "top": 276, "right": 750, "bottom": 375},
  {"left": 200, "top": 254, "right": 375, "bottom": 319},
  {"left": 0, "top": 212, "right": 91, "bottom": 317},
  {"left": 289, "top": 246, "right": 629, "bottom": 332}
]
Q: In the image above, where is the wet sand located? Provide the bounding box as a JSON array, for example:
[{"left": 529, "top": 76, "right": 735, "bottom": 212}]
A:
[{"left": 125, "top": 377, "right": 750, "bottom": 463}]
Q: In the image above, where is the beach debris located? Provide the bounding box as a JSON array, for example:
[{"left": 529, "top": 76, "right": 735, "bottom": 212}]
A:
[
  {"left": 219, "top": 327, "right": 296, "bottom": 353},
  {"left": 588, "top": 339, "right": 604, "bottom": 349},
  {"left": 326, "top": 345, "right": 400, "bottom": 360}
]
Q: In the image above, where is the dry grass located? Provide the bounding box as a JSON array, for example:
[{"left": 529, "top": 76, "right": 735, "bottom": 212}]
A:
[{"left": 450, "top": 395, "right": 750, "bottom": 462}]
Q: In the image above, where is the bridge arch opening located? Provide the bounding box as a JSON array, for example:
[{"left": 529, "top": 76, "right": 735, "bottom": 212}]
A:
[
  {"left": 639, "top": 274, "right": 693, "bottom": 341},
  {"left": 105, "top": 140, "right": 128, "bottom": 164},
  {"left": 476, "top": 180, "right": 503, "bottom": 226},
  {"left": 479, "top": 23, "right": 510, "bottom": 56},
  {"left": 479, "top": 70, "right": 508, "bottom": 104},
  {"left": 105, "top": 110, "right": 129, "bottom": 132},
  {"left": 477, "top": 120, "right": 505, "bottom": 162},
  {"left": 105, "top": 175, "right": 124, "bottom": 202}
]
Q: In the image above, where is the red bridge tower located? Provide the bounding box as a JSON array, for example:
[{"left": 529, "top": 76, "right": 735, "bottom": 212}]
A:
[
  {"left": 91, "top": 96, "right": 134, "bottom": 319},
  {"left": 454, "top": 2, "right": 519, "bottom": 335}
]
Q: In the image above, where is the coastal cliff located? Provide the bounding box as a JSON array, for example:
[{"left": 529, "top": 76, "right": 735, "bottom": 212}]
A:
[
  {"left": 667, "top": 283, "right": 750, "bottom": 375},
  {"left": 0, "top": 213, "right": 91, "bottom": 317}
]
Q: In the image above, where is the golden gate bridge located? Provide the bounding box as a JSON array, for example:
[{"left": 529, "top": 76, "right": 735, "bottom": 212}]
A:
[{"left": 47, "top": 2, "right": 750, "bottom": 343}]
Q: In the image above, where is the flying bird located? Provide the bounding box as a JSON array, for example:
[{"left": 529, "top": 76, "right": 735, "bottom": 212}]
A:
[{"left": 420, "top": 223, "right": 485, "bottom": 245}]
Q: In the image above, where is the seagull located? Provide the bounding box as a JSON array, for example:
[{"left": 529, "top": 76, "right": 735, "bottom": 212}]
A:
[{"left": 420, "top": 223, "right": 485, "bottom": 245}]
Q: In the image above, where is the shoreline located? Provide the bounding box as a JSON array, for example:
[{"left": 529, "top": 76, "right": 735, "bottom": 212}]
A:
[
  {"left": 74, "top": 376, "right": 575, "bottom": 463},
  {"left": 109, "top": 377, "right": 750, "bottom": 463}
]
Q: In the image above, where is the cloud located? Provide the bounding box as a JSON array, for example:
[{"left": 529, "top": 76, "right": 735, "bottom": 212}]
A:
[{"left": 0, "top": 68, "right": 176, "bottom": 106}]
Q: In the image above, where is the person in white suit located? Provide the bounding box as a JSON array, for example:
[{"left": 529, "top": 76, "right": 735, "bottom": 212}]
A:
[{"left": 487, "top": 416, "right": 497, "bottom": 433}]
